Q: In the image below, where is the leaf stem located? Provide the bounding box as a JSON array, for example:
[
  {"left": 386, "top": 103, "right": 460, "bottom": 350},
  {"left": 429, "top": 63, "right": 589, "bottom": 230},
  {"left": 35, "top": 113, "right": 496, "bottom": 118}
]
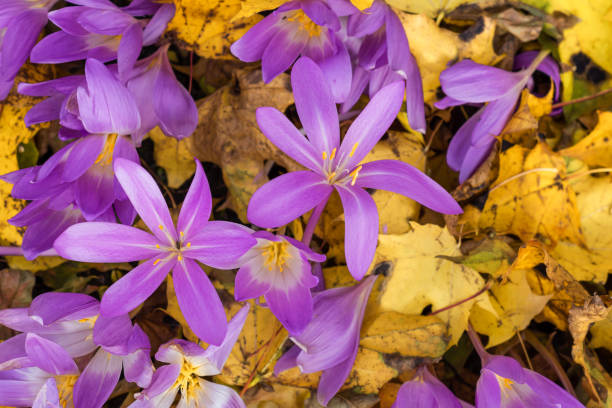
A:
[
  {"left": 467, "top": 322, "right": 489, "bottom": 362},
  {"left": 430, "top": 281, "right": 492, "bottom": 316},
  {"left": 551, "top": 88, "right": 612, "bottom": 110}
]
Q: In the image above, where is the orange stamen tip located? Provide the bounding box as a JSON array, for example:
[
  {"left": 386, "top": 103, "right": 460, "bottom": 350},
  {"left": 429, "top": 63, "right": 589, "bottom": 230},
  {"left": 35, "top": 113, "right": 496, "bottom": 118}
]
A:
[
  {"left": 330, "top": 147, "right": 337, "bottom": 160},
  {"left": 153, "top": 259, "right": 161, "bottom": 265},
  {"left": 158, "top": 224, "right": 164, "bottom": 230}
]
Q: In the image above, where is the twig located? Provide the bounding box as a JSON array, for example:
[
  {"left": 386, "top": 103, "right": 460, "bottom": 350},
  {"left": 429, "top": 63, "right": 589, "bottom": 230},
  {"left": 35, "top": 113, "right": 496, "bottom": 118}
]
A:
[
  {"left": 239, "top": 326, "right": 284, "bottom": 396},
  {"left": 424, "top": 119, "right": 444, "bottom": 153},
  {"left": 430, "top": 281, "right": 492, "bottom": 316},
  {"left": 551, "top": 88, "right": 612, "bottom": 110},
  {"left": 188, "top": 50, "right": 194, "bottom": 94},
  {"left": 488, "top": 168, "right": 559, "bottom": 193},
  {"left": 516, "top": 330, "right": 534, "bottom": 370}
]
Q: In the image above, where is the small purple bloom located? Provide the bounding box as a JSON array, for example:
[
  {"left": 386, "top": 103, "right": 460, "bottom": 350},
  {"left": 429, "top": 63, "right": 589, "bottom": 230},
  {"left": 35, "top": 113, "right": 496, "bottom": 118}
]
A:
[
  {"left": 274, "top": 274, "right": 376, "bottom": 406},
  {"left": 54, "top": 159, "right": 256, "bottom": 346},
  {"left": 0, "top": 0, "right": 58, "bottom": 99},
  {"left": 340, "top": 0, "right": 425, "bottom": 133},
  {"left": 392, "top": 366, "right": 473, "bottom": 408},
  {"left": 234, "top": 230, "right": 325, "bottom": 334},
  {"left": 230, "top": 0, "right": 352, "bottom": 101},
  {"left": 125, "top": 44, "right": 198, "bottom": 142},
  {"left": 130, "top": 304, "right": 250, "bottom": 408},
  {"left": 436, "top": 51, "right": 561, "bottom": 183},
  {"left": 247, "top": 56, "right": 461, "bottom": 280},
  {"left": 30, "top": 0, "right": 175, "bottom": 79},
  {"left": 476, "top": 354, "right": 584, "bottom": 408}
]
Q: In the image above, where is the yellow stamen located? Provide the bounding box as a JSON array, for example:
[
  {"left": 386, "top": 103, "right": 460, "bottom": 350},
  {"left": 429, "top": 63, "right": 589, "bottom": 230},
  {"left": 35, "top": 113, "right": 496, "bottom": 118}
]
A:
[
  {"left": 502, "top": 377, "right": 513, "bottom": 390},
  {"left": 322, "top": 151, "right": 327, "bottom": 160},
  {"left": 156, "top": 244, "right": 160, "bottom": 248},
  {"left": 186, "top": 242, "right": 191, "bottom": 248},
  {"left": 330, "top": 147, "right": 336, "bottom": 160},
  {"left": 175, "top": 355, "right": 201, "bottom": 401},
  {"left": 180, "top": 231, "right": 184, "bottom": 237},
  {"left": 93, "top": 134, "right": 118, "bottom": 166},
  {"left": 158, "top": 224, "right": 164, "bottom": 230},
  {"left": 286, "top": 10, "right": 322, "bottom": 37},
  {"left": 326, "top": 171, "right": 336, "bottom": 182},
  {"left": 349, "top": 165, "right": 362, "bottom": 186},
  {"left": 260, "top": 241, "right": 290, "bottom": 272},
  {"left": 349, "top": 142, "right": 359, "bottom": 157},
  {"left": 178, "top": 254, "right": 183, "bottom": 261},
  {"left": 56, "top": 374, "right": 78, "bottom": 408},
  {"left": 153, "top": 259, "right": 161, "bottom": 265}
]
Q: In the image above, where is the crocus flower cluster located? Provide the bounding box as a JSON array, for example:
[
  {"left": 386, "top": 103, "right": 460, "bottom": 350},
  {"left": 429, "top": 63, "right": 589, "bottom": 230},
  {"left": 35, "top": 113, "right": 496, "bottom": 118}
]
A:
[
  {"left": 231, "top": 0, "right": 425, "bottom": 132},
  {"left": 436, "top": 51, "right": 561, "bottom": 182}
]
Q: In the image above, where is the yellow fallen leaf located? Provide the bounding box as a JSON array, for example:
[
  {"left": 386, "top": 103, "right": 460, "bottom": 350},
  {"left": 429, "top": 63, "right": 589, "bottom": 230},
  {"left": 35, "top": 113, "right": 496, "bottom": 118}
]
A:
[
  {"left": 470, "top": 267, "right": 551, "bottom": 347},
  {"left": 232, "top": 0, "right": 285, "bottom": 21},
  {"left": 398, "top": 12, "right": 499, "bottom": 104},
  {"left": 478, "top": 143, "right": 584, "bottom": 247},
  {"left": 590, "top": 313, "right": 612, "bottom": 353},
  {"left": 168, "top": 0, "right": 263, "bottom": 59},
  {"left": 360, "top": 311, "right": 449, "bottom": 357},
  {"left": 561, "top": 111, "right": 612, "bottom": 168},
  {"left": 367, "top": 222, "right": 495, "bottom": 347},
  {"left": 0, "top": 64, "right": 51, "bottom": 247},
  {"left": 552, "top": 175, "right": 612, "bottom": 283},
  {"left": 351, "top": 0, "right": 374, "bottom": 10},
  {"left": 149, "top": 127, "right": 196, "bottom": 189},
  {"left": 242, "top": 383, "right": 311, "bottom": 407},
  {"left": 388, "top": 0, "right": 473, "bottom": 19},
  {"left": 501, "top": 88, "right": 553, "bottom": 147},
  {"left": 459, "top": 239, "right": 515, "bottom": 275},
  {"left": 343, "top": 347, "right": 398, "bottom": 394}
]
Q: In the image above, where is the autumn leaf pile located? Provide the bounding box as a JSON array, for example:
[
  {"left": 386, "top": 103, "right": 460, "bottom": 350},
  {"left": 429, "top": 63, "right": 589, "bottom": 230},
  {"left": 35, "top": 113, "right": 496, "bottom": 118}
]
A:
[{"left": 1, "top": 0, "right": 612, "bottom": 407}]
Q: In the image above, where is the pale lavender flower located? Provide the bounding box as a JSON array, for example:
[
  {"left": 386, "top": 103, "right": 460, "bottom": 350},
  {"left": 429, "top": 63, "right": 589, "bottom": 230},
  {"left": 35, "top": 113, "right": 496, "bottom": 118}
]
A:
[
  {"left": 54, "top": 159, "right": 256, "bottom": 346},
  {"left": 274, "top": 274, "right": 377, "bottom": 406},
  {"left": 130, "top": 304, "right": 250, "bottom": 408},
  {"left": 247, "top": 56, "right": 461, "bottom": 280},
  {"left": 0, "top": 0, "right": 59, "bottom": 99},
  {"left": 435, "top": 51, "right": 560, "bottom": 183},
  {"left": 476, "top": 354, "right": 584, "bottom": 408},
  {"left": 230, "top": 0, "right": 352, "bottom": 102},
  {"left": 392, "top": 366, "right": 473, "bottom": 408},
  {"left": 234, "top": 230, "right": 325, "bottom": 334}
]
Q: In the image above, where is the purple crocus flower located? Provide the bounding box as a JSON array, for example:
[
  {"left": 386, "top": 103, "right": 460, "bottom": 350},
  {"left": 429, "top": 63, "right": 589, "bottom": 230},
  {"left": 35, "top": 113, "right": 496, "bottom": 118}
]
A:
[
  {"left": 0, "top": 0, "right": 59, "bottom": 99},
  {"left": 392, "top": 366, "right": 474, "bottom": 408},
  {"left": 247, "top": 56, "right": 461, "bottom": 280},
  {"left": 274, "top": 274, "right": 377, "bottom": 406},
  {"left": 230, "top": 0, "right": 352, "bottom": 102},
  {"left": 0, "top": 333, "right": 80, "bottom": 407},
  {"left": 234, "top": 230, "right": 325, "bottom": 334},
  {"left": 30, "top": 0, "right": 175, "bottom": 79},
  {"left": 0, "top": 292, "right": 155, "bottom": 408},
  {"left": 54, "top": 159, "right": 256, "bottom": 346},
  {"left": 435, "top": 51, "right": 560, "bottom": 183},
  {"left": 125, "top": 44, "right": 198, "bottom": 143},
  {"left": 339, "top": 0, "right": 425, "bottom": 133},
  {"left": 130, "top": 304, "right": 250, "bottom": 408},
  {"left": 476, "top": 354, "right": 584, "bottom": 408}
]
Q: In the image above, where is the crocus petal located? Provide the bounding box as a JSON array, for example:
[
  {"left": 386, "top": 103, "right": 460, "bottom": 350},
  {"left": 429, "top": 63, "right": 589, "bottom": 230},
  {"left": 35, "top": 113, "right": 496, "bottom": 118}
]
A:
[
  {"left": 302, "top": 0, "right": 340, "bottom": 31},
  {"left": 247, "top": 171, "right": 332, "bottom": 228},
  {"left": 475, "top": 370, "right": 501, "bottom": 408},
  {"left": 177, "top": 160, "right": 211, "bottom": 239},
  {"left": 173, "top": 258, "right": 228, "bottom": 346},
  {"left": 336, "top": 80, "right": 404, "bottom": 170},
  {"left": 77, "top": 58, "right": 141, "bottom": 135},
  {"left": 514, "top": 51, "right": 561, "bottom": 103},
  {"left": 483, "top": 355, "right": 525, "bottom": 382},
  {"left": 318, "top": 37, "right": 352, "bottom": 103},
  {"left": 392, "top": 381, "right": 437, "bottom": 408},
  {"left": 447, "top": 107, "right": 484, "bottom": 171},
  {"left": 439, "top": 60, "right": 523, "bottom": 102},
  {"left": 22, "top": 206, "right": 83, "bottom": 260},
  {"left": 153, "top": 52, "right": 198, "bottom": 139},
  {"left": 114, "top": 158, "right": 178, "bottom": 245},
  {"left": 202, "top": 304, "right": 250, "bottom": 374},
  {"left": 339, "top": 65, "right": 369, "bottom": 114},
  {"left": 291, "top": 57, "right": 340, "bottom": 155},
  {"left": 75, "top": 165, "right": 116, "bottom": 220},
  {"left": 471, "top": 91, "right": 520, "bottom": 148},
  {"left": 118, "top": 23, "right": 144, "bottom": 81},
  {"left": 0, "top": 334, "right": 28, "bottom": 369},
  {"left": 143, "top": 4, "right": 176, "bottom": 45},
  {"left": 0, "top": 367, "right": 48, "bottom": 406},
  {"left": 335, "top": 185, "right": 378, "bottom": 280},
  {"left": 346, "top": 1, "right": 386, "bottom": 37},
  {"left": 73, "top": 348, "right": 123, "bottom": 408},
  {"left": 100, "top": 255, "right": 176, "bottom": 317},
  {"left": 25, "top": 333, "right": 78, "bottom": 376},
  {"left": 29, "top": 292, "right": 99, "bottom": 325},
  {"left": 354, "top": 160, "right": 463, "bottom": 214},
  {"left": 48, "top": 6, "right": 90, "bottom": 35},
  {"left": 273, "top": 345, "right": 300, "bottom": 374},
  {"left": 266, "top": 283, "right": 313, "bottom": 335},
  {"left": 31, "top": 31, "right": 118, "bottom": 64},
  {"left": 124, "top": 348, "right": 154, "bottom": 388},
  {"left": 230, "top": 13, "right": 280, "bottom": 62},
  {"left": 193, "top": 379, "right": 247, "bottom": 408},
  {"left": 54, "top": 222, "right": 162, "bottom": 262},
  {"left": 32, "top": 377, "right": 60, "bottom": 408},
  {"left": 77, "top": 8, "right": 134, "bottom": 34},
  {"left": 93, "top": 314, "right": 133, "bottom": 350},
  {"left": 141, "top": 363, "right": 181, "bottom": 399},
  {"left": 255, "top": 107, "right": 321, "bottom": 171},
  {"left": 184, "top": 221, "right": 256, "bottom": 269},
  {"left": 523, "top": 369, "right": 584, "bottom": 408},
  {"left": 24, "top": 95, "right": 65, "bottom": 126},
  {"left": 317, "top": 353, "right": 357, "bottom": 406},
  {"left": 1, "top": 10, "right": 47, "bottom": 79},
  {"left": 234, "top": 263, "right": 272, "bottom": 301},
  {"left": 261, "top": 27, "right": 306, "bottom": 83}
]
